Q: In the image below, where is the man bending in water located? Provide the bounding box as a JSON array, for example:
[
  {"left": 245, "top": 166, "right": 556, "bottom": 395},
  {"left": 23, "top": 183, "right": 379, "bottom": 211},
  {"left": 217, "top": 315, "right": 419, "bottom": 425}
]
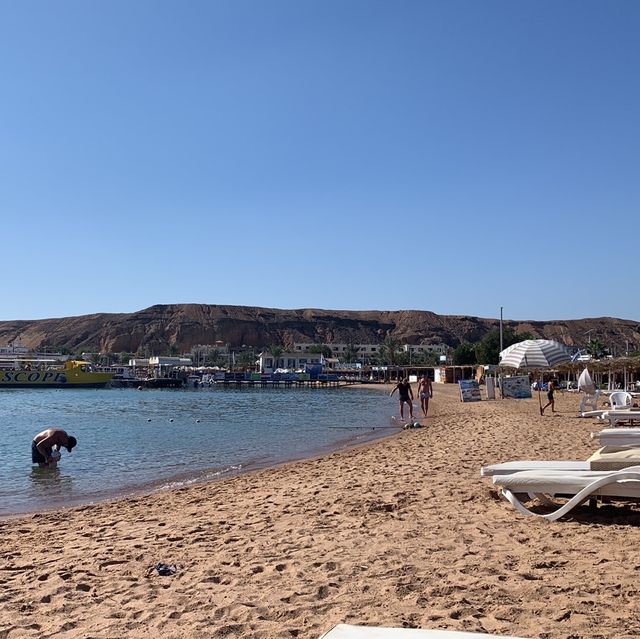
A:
[{"left": 32, "top": 428, "right": 77, "bottom": 468}]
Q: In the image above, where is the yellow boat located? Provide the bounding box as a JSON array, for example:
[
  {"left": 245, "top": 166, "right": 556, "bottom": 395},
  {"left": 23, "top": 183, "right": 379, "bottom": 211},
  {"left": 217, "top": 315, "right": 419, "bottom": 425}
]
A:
[{"left": 0, "top": 360, "right": 114, "bottom": 388}]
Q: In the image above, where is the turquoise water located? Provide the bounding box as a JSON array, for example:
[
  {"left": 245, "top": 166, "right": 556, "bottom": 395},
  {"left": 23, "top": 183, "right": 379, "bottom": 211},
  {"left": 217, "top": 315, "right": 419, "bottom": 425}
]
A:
[{"left": 1, "top": 386, "right": 393, "bottom": 516}]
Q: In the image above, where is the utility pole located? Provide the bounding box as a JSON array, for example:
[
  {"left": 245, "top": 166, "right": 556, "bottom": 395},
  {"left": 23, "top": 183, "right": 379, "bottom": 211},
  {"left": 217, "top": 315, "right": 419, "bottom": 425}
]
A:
[{"left": 499, "top": 306, "right": 503, "bottom": 354}]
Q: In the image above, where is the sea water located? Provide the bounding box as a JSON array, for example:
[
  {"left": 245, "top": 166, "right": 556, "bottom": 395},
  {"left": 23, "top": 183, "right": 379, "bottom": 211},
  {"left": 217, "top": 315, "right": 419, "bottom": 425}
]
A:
[{"left": 0, "top": 386, "right": 393, "bottom": 516}]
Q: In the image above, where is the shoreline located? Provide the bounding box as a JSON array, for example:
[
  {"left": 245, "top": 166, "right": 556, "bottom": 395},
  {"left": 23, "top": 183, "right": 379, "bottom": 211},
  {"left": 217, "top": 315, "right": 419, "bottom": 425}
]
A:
[
  {"left": 2, "top": 383, "right": 404, "bottom": 521},
  {"left": 4, "top": 384, "right": 640, "bottom": 638}
]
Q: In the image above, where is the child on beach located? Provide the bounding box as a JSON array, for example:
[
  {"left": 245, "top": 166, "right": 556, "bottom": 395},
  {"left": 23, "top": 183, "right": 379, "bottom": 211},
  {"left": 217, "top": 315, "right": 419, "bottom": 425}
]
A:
[{"left": 540, "top": 379, "right": 556, "bottom": 415}]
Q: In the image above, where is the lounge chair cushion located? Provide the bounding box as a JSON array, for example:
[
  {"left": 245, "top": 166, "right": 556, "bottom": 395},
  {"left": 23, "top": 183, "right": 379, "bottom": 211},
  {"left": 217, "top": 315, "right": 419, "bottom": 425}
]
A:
[{"left": 588, "top": 446, "right": 640, "bottom": 471}]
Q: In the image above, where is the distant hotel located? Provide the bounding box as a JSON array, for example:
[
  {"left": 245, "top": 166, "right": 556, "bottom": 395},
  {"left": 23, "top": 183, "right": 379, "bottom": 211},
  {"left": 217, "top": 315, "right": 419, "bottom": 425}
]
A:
[
  {"left": 293, "top": 342, "right": 448, "bottom": 360},
  {"left": 255, "top": 342, "right": 449, "bottom": 374}
]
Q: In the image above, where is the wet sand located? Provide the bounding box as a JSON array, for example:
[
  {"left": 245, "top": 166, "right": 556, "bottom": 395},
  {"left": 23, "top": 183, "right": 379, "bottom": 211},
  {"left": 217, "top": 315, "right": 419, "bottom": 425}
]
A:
[{"left": 2, "top": 383, "right": 640, "bottom": 638}]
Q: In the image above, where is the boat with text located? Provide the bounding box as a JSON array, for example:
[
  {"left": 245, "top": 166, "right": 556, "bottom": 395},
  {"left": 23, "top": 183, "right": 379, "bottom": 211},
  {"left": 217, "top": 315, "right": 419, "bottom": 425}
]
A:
[{"left": 0, "top": 360, "right": 114, "bottom": 388}]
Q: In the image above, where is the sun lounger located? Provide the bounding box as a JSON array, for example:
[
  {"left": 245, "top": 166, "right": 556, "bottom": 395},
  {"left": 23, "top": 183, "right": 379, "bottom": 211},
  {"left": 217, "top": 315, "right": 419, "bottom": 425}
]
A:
[
  {"left": 492, "top": 466, "right": 640, "bottom": 520},
  {"left": 599, "top": 410, "right": 640, "bottom": 427},
  {"left": 482, "top": 446, "right": 640, "bottom": 476},
  {"left": 581, "top": 409, "right": 610, "bottom": 418},
  {"left": 592, "top": 428, "right": 640, "bottom": 446},
  {"left": 582, "top": 408, "right": 640, "bottom": 419},
  {"left": 319, "top": 624, "right": 528, "bottom": 638},
  {"left": 481, "top": 461, "right": 588, "bottom": 477}
]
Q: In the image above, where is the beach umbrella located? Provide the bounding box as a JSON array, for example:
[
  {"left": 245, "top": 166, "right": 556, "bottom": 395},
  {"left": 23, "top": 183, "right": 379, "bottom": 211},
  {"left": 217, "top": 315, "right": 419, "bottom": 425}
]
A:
[
  {"left": 499, "top": 339, "right": 574, "bottom": 370},
  {"left": 499, "top": 339, "right": 574, "bottom": 412}
]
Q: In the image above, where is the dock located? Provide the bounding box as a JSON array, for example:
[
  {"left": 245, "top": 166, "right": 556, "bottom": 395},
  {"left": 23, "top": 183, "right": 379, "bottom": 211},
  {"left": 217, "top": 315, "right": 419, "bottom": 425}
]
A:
[{"left": 205, "top": 378, "right": 352, "bottom": 389}]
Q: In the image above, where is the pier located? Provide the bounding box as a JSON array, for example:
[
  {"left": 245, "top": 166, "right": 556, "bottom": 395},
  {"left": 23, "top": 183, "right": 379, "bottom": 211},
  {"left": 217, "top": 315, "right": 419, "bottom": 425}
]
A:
[{"left": 206, "top": 378, "right": 349, "bottom": 389}]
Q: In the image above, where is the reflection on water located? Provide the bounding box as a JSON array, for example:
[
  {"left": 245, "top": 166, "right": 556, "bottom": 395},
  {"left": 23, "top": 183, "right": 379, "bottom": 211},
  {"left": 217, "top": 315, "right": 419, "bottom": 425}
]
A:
[{"left": 29, "top": 467, "right": 74, "bottom": 501}]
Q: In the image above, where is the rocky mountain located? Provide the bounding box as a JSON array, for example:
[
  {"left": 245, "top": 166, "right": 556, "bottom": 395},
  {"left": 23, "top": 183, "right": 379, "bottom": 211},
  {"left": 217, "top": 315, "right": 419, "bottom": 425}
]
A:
[{"left": 0, "top": 305, "right": 638, "bottom": 356}]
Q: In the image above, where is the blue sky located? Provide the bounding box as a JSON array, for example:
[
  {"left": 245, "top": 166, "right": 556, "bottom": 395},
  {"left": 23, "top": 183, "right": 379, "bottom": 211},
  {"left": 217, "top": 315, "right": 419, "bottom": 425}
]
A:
[{"left": 2, "top": 0, "right": 639, "bottom": 322}]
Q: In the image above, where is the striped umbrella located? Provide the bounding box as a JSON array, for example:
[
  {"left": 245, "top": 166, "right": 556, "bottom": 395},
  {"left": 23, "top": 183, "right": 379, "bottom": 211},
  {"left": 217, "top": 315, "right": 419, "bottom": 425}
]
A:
[{"left": 499, "top": 339, "right": 574, "bottom": 369}]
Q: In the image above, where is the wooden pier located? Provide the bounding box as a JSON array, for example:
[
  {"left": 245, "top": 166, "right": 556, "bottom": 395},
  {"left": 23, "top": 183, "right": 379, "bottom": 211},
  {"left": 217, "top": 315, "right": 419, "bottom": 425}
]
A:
[{"left": 208, "top": 378, "right": 354, "bottom": 389}]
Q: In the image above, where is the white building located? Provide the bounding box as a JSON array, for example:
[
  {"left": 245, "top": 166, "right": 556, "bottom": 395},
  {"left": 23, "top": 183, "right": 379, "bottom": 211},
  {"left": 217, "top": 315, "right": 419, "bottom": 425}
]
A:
[
  {"left": 293, "top": 342, "right": 382, "bottom": 360},
  {"left": 257, "top": 351, "right": 323, "bottom": 373},
  {"left": 0, "top": 340, "right": 29, "bottom": 356},
  {"left": 149, "top": 356, "right": 193, "bottom": 367},
  {"left": 402, "top": 343, "right": 448, "bottom": 357},
  {"left": 293, "top": 342, "right": 448, "bottom": 361}
]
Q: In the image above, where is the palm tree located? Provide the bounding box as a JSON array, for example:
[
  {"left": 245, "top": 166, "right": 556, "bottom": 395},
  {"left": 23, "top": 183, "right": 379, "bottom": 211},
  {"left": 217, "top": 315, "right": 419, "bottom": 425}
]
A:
[
  {"left": 587, "top": 338, "right": 607, "bottom": 359},
  {"left": 380, "top": 337, "right": 402, "bottom": 365},
  {"left": 237, "top": 349, "right": 257, "bottom": 370},
  {"left": 206, "top": 349, "right": 224, "bottom": 367},
  {"left": 343, "top": 343, "right": 360, "bottom": 363},
  {"left": 268, "top": 344, "right": 284, "bottom": 370}
]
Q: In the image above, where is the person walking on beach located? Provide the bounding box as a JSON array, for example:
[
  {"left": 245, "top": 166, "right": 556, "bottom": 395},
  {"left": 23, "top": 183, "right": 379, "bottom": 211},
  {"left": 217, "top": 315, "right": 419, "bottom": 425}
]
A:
[
  {"left": 417, "top": 374, "right": 433, "bottom": 417},
  {"left": 32, "top": 428, "right": 77, "bottom": 468},
  {"left": 390, "top": 378, "right": 414, "bottom": 420},
  {"left": 540, "top": 379, "right": 556, "bottom": 416}
]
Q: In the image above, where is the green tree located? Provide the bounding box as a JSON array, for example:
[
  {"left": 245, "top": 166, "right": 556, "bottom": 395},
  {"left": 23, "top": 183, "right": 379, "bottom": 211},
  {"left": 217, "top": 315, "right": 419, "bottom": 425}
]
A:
[
  {"left": 452, "top": 343, "right": 477, "bottom": 365},
  {"left": 476, "top": 329, "right": 533, "bottom": 365},
  {"left": 237, "top": 350, "right": 257, "bottom": 369},
  {"left": 414, "top": 350, "right": 441, "bottom": 366},
  {"left": 343, "top": 343, "right": 360, "bottom": 363},
  {"left": 379, "top": 337, "right": 402, "bottom": 365},
  {"left": 268, "top": 344, "right": 284, "bottom": 370},
  {"left": 307, "top": 343, "right": 333, "bottom": 358},
  {"left": 206, "top": 348, "right": 225, "bottom": 367},
  {"left": 587, "top": 338, "right": 607, "bottom": 359}
]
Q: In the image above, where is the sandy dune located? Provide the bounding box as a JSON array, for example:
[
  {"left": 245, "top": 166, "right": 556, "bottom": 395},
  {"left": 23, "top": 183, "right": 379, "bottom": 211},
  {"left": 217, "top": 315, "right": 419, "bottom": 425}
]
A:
[{"left": 2, "top": 383, "right": 640, "bottom": 639}]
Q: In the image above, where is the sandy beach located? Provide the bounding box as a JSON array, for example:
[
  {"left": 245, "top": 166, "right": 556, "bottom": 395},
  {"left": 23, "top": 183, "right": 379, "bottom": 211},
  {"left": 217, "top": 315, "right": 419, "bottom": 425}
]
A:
[{"left": 3, "top": 383, "right": 640, "bottom": 639}]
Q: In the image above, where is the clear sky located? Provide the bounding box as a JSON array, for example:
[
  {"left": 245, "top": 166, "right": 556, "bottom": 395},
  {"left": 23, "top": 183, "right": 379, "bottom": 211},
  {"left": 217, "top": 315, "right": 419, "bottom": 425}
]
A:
[{"left": 2, "top": 0, "right": 639, "bottom": 323}]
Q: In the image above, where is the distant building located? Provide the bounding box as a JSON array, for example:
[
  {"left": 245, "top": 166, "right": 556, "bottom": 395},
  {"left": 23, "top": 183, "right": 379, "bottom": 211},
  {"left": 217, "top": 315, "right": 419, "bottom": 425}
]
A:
[
  {"left": 292, "top": 341, "right": 448, "bottom": 362},
  {"left": 257, "top": 351, "right": 323, "bottom": 373},
  {"left": 129, "top": 358, "right": 151, "bottom": 367},
  {"left": 149, "top": 356, "right": 193, "bottom": 367},
  {"left": 402, "top": 343, "right": 448, "bottom": 357},
  {"left": 293, "top": 342, "right": 382, "bottom": 361},
  {"left": 0, "top": 340, "right": 29, "bottom": 356}
]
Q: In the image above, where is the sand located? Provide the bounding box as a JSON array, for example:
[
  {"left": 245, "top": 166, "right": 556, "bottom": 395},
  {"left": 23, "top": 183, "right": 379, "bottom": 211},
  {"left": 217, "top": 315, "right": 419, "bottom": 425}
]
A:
[{"left": 2, "top": 383, "right": 640, "bottom": 639}]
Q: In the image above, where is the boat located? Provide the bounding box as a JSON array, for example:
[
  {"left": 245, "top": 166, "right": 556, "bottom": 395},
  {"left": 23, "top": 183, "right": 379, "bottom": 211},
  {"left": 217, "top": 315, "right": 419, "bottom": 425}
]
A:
[
  {"left": 0, "top": 360, "right": 114, "bottom": 388},
  {"left": 140, "top": 376, "right": 184, "bottom": 389}
]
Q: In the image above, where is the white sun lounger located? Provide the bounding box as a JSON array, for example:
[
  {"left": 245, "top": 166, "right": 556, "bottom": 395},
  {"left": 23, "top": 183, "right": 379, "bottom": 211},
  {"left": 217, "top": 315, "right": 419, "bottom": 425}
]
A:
[
  {"left": 581, "top": 410, "right": 605, "bottom": 418},
  {"left": 582, "top": 408, "right": 640, "bottom": 419},
  {"left": 482, "top": 445, "right": 640, "bottom": 476},
  {"left": 599, "top": 410, "right": 640, "bottom": 427},
  {"left": 492, "top": 466, "right": 640, "bottom": 521},
  {"left": 481, "top": 461, "right": 588, "bottom": 477},
  {"left": 592, "top": 428, "right": 640, "bottom": 446},
  {"left": 319, "top": 624, "right": 528, "bottom": 638}
]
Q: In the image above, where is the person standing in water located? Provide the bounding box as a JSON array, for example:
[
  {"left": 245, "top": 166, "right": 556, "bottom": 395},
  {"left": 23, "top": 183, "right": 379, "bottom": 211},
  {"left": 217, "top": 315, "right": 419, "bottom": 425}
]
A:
[
  {"left": 32, "top": 428, "right": 77, "bottom": 468},
  {"left": 390, "top": 378, "right": 415, "bottom": 420},
  {"left": 417, "top": 374, "right": 433, "bottom": 418}
]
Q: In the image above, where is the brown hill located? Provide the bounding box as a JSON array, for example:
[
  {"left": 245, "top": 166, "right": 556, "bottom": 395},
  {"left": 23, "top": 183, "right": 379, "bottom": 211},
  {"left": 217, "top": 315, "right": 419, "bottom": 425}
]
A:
[{"left": 0, "top": 305, "right": 638, "bottom": 356}]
